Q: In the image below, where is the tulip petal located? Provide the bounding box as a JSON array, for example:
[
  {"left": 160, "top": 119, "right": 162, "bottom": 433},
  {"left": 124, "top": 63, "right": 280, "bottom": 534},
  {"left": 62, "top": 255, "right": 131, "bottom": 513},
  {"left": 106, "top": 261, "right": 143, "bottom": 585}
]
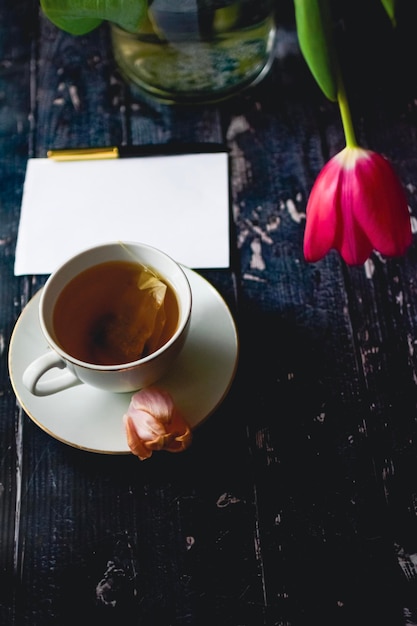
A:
[
  {"left": 303, "top": 158, "right": 341, "bottom": 261},
  {"left": 333, "top": 149, "right": 375, "bottom": 264},
  {"left": 124, "top": 414, "right": 154, "bottom": 460},
  {"left": 347, "top": 151, "right": 412, "bottom": 256}
]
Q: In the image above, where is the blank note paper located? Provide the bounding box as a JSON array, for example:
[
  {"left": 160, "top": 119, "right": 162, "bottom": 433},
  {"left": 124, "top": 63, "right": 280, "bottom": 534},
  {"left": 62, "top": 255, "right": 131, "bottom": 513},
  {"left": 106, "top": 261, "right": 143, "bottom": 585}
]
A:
[{"left": 14, "top": 152, "right": 230, "bottom": 276}]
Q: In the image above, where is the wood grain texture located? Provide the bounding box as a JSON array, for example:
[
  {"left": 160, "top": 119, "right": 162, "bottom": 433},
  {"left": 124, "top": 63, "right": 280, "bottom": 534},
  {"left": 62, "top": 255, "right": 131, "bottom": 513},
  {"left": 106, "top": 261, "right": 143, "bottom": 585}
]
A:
[{"left": 2, "top": 1, "right": 417, "bottom": 624}]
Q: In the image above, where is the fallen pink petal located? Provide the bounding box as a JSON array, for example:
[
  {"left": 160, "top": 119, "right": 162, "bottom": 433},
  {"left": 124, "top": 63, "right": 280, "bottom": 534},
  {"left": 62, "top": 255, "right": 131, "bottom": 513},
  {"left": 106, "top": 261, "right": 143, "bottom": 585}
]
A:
[
  {"left": 303, "top": 146, "right": 412, "bottom": 265},
  {"left": 123, "top": 387, "right": 192, "bottom": 460}
]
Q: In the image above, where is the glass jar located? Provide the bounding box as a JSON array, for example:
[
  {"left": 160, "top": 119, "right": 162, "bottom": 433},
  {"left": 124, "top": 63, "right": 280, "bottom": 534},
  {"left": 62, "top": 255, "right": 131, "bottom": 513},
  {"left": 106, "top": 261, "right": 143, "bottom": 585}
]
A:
[{"left": 111, "top": 0, "right": 276, "bottom": 104}]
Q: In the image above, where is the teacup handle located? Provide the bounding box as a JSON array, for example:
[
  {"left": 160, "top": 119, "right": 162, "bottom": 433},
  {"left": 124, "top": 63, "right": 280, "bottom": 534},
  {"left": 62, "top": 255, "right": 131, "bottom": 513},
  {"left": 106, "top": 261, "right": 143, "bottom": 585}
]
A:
[{"left": 23, "top": 351, "right": 82, "bottom": 397}]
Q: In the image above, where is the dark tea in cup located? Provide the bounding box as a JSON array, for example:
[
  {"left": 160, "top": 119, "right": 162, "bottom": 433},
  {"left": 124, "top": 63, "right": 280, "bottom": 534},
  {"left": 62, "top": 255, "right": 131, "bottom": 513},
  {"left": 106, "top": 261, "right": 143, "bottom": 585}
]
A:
[
  {"left": 23, "top": 241, "right": 192, "bottom": 396},
  {"left": 52, "top": 259, "right": 180, "bottom": 366}
]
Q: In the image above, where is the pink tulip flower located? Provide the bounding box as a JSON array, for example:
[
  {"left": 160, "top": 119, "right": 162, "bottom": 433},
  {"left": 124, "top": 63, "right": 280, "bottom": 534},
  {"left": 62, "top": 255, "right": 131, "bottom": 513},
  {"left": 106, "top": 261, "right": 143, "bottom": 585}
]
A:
[
  {"left": 123, "top": 387, "right": 192, "bottom": 460},
  {"left": 303, "top": 146, "right": 412, "bottom": 265}
]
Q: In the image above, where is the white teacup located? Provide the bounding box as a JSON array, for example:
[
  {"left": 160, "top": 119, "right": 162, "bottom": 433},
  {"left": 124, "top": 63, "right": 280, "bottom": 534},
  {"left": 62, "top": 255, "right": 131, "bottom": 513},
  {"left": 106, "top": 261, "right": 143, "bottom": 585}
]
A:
[{"left": 22, "top": 241, "right": 192, "bottom": 396}]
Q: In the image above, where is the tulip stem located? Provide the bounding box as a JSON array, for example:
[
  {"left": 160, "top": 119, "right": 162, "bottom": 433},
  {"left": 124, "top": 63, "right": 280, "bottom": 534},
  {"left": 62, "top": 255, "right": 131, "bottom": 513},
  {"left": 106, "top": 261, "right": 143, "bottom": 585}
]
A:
[{"left": 337, "top": 76, "right": 358, "bottom": 148}]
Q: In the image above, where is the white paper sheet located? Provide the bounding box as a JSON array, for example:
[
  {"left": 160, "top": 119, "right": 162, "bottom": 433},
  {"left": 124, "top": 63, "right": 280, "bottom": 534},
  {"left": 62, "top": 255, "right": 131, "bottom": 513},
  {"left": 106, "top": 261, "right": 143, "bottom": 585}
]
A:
[{"left": 14, "top": 152, "right": 230, "bottom": 275}]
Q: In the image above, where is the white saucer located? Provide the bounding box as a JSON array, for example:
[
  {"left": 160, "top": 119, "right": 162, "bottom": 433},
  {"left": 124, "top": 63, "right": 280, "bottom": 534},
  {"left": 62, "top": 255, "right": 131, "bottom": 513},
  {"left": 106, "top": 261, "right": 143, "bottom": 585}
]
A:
[{"left": 8, "top": 267, "right": 239, "bottom": 454}]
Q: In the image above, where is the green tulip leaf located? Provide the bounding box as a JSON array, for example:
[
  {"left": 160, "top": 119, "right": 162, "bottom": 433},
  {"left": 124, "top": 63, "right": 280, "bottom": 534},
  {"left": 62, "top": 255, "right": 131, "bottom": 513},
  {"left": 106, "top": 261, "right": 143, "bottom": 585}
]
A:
[
  {"left": 40, "top": 0, "right": 149, "bottom": 35},
  {"left": 380, "top": 0, "right": 397, "bottom": 26},
  {"left": 293, "top": 0, "right": 338, "bottom": 102}
]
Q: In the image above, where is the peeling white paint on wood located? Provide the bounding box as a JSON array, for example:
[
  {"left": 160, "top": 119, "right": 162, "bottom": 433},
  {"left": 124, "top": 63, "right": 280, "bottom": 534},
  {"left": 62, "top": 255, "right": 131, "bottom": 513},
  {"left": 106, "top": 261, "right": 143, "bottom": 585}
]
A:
[
  {"left": 286, "top": 197, "right": 305, "bottom": 224},
  {"left": 249, "top": 239, "right": 265, "bottom": 271}
]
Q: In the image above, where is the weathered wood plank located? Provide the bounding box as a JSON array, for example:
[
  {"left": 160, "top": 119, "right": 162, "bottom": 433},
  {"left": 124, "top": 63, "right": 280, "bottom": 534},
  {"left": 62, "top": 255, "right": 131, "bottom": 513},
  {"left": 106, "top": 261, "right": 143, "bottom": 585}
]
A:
[
  {"left": 220, "top": 9, "right": 417, "bottom": 622},
  {"left": 0, "top": 1, "right": 36, "bottom": 623}
]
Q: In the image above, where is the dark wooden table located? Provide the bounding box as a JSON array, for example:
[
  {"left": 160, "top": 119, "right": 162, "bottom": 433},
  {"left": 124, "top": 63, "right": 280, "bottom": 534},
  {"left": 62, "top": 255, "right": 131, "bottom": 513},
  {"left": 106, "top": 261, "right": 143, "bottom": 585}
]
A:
[{"left": 3, "top": 1, "right": 417, "bottom": 624}]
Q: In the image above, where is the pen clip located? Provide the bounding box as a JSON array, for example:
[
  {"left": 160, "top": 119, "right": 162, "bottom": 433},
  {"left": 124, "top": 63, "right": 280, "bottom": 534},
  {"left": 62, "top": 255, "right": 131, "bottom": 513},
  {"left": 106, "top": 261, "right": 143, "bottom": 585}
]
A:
[{"left": 47, "top": 147, "right": 119, "bottom": 161}]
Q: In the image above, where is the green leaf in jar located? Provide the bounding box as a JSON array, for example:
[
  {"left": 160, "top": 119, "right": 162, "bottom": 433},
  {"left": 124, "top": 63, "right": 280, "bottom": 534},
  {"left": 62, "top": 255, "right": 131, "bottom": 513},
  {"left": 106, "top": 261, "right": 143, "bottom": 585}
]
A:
[{"left": 40, "top": 0, "right": 149, "bottom": 35}]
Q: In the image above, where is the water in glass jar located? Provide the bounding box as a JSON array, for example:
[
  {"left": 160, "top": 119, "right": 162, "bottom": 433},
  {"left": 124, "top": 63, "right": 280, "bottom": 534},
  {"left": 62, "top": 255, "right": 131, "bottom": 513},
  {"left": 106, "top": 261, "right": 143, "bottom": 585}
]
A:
[{"left": 111, "top": 0, "right": 276, "bottom": 104}]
